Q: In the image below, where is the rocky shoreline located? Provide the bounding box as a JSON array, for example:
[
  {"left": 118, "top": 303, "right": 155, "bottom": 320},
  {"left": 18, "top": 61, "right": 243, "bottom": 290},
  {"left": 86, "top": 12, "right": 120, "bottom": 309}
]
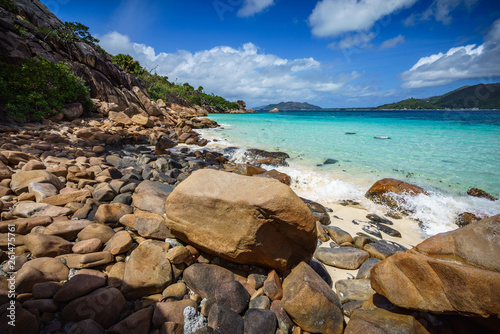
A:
[
  {"left": 0, "top": 0, "right": 499, "bottom": 332},
  {"left": 0, "top": 108, "right": 498, "bottom": 334}
]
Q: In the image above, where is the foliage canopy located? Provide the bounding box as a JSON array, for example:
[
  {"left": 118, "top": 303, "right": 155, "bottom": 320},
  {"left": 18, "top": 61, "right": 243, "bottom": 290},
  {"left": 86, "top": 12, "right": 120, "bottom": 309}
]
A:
[
  {"left": 0, "top": 57, "right": 93, "bottom": 121},
  {"left": 112, "top": 54, "right": 240, "bottom": 111}
]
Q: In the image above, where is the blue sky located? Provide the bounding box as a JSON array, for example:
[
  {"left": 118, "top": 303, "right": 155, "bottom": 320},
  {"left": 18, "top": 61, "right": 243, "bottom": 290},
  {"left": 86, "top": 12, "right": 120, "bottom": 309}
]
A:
[{"left": 41, "top": 0, "right": 500, "bottom": 108}]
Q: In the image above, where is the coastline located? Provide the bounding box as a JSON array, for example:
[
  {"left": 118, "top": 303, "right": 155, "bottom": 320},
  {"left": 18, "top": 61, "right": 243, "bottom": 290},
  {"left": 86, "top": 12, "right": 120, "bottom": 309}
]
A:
[{"left": 194, "top": 114, "right": 500, "bottom": 237}]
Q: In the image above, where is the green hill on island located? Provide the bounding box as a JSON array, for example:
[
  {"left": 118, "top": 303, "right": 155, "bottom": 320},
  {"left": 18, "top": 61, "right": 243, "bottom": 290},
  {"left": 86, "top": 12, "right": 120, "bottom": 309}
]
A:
[
  {"left": 377, "top": 83, "right": 500, "bottom": 110},
  {"left": 259, "top": 101, "right": 322, "bottom": 110}
]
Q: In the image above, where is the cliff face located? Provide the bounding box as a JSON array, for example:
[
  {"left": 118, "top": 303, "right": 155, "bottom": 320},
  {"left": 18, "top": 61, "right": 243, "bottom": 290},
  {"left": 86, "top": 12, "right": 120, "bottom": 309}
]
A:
[{"left": 0, "top": 0, "right": 161, "bottom": 115}]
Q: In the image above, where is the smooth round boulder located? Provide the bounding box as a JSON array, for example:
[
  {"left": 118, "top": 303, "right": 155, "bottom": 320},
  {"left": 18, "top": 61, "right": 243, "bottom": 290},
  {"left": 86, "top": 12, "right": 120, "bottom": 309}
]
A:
[{"left": 165, "top": 169, "right": 316, "bottom": 273}]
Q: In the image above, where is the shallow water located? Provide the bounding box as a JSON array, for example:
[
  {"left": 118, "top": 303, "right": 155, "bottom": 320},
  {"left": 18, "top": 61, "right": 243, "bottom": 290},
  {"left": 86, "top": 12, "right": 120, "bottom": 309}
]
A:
[{"left": 198, "top": 110, "right": 500, "bottom": 236}]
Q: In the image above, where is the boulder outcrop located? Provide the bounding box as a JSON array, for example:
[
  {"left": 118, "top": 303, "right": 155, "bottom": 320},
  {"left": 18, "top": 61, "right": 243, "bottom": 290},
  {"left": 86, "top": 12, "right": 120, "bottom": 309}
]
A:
[
  {"left": 371, "top": 215, "right": 500, "bottom": 318},
  {"left": 165, "top": 169, "right": 316, "bottom": 273}
]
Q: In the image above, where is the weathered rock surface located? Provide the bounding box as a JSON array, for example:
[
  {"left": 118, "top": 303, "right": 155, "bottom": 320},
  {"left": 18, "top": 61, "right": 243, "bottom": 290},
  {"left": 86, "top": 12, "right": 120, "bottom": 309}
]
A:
[
  {"left": 61, "top": 287, "right": 127, "bottom": 328},
  {"left": 344, "top": 296, "right": 430, "bottom": 334},
  {"left": 121, "top": 239, "right": 172, "bottom": 300},
  {"left": 282, "top": 262, "right": 343, "bottom": 334},
  {"left": 24, "top": 233, "right": 72, "bottom": 257},
  {"left": 53, "top": 269, "right": 107, "bottom": 301},
  {"left": 108, "top": 307, "right": 153, "bottom": 334},
  {"left": 10, "top": 170, "right": 64, "bottom": 195},
  {"left": 371, "top": 215, "right": 500, "bottom": 317},
  {"left": 215, "top": 280, "right": 250, "bottom": 315},
  {"left": 132, "top": 180, "right": 174, "bottom": 216},
  {"left": 165, "top": 169, "right": 316, "bottom": 273},
  {"left": 335, "top": 279, "right": 375, "bottom": 304},
  {"left": 183, "top": 264, "right": 236, "bottom": 300},
  {"left": 364, "top": 240, "right": 407, "bottom": 260},
  {"left": 207, "top": 303, "right": 244, "bottom": 334},
  {"left": 243, "top": 309, "right": 277, "bottom": 334},
  {"left": 152, "top": 299, "right": 197, "bottom": 328},
  {"left": 15, "top": 257, "right": 69, "bottom": 293},
  {"left": 314, "top": 247, "right": 369, "bottom": 270}
]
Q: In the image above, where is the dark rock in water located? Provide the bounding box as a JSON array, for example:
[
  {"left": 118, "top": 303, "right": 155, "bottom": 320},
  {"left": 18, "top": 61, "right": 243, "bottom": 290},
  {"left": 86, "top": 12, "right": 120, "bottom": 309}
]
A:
[
  {"left": 323, "top": 158, "right": 339, "bottom": 165},
  {"left": 345, "top": 132, "right": 356, "bottom": 135},
  {"left": 386, "top": 210, "right": 402, "bottom": 219},
  {"left": 364, "top": 240, "right": 407, "bottom": 260},
  {"left": 456, "top": 212, "right": 481, "bottom": 227},
  {"left": 362, "top": 224, "right": 383, "bottom": 239},
  {"left": 374, "top": 136, "right": 391, "bottom": 139},
  {"left": 467, "top": 188, "right": 498, "bottom": 201},
  {"left": 365, "top": 178, "right": 428, "bottom": 210},
  {"left": 247, "top": 148, "right": 290, "bottom": 160},
  {"left": 340, "top": 200, "right": 361, "bottom": 208},
  {"left": 366, "top": 213, "right": 393, "bottom": 225},
  {"left": 372, "top": 222, "right": 402, "bottom": 238}
]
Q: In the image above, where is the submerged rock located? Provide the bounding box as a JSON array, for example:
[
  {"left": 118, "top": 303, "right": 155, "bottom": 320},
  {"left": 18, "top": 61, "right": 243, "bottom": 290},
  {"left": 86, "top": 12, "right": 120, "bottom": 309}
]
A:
[
  {"left": 466, "top": 187, "right": 498, "bottom": 201},
  {"left": 365, "top": 178, "right": 428, "bottom": 210}
]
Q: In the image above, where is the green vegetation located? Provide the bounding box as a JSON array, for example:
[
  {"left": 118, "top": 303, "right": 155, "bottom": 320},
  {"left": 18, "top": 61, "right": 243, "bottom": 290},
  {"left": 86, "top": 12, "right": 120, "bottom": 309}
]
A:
[
  {"left": 39, "top": 21, "right": 100, "bottom": 58},
  {"left": 377, "top": 97, "right": 438, "bottom": 110},
  {"left": 377, "top": 84, "right": 500, "bottom": 110},
  {"left": 63, "top": 22, "right": 100, "bottom": 44},
  {"left": 0, "top": 0, "right": 18, "bottom": 13},
  {"left": 0, "top": 57, "right": 93, "bottom": 121},
  {"left": 112, "top": 53, "right": 240, "bottom": 111}
]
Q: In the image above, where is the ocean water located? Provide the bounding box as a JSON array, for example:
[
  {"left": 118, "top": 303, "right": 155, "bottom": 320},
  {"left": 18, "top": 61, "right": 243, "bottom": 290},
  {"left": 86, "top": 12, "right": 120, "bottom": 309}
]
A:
[{"left": 197, "top": 110, "right": 500, "bottom": 236}]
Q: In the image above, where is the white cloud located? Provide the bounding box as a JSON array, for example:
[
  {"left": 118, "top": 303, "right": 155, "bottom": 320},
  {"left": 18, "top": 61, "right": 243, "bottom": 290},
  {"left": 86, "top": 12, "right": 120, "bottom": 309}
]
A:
[
  {"left": 328, "top": 32, "right": 375, "bottom": 50},
  {"left": 237, "top": 0, "right": 275, "bottom": 17},
  {"left": 400, "top": 19, "right": 500, "bottom": 88},
  {"left": 404, "top": 0, "right": 479, "bottom": 25},
  {"left": 308, "top": 0, "right": 417, "bottom": 38},
  {"left": 379, "top": 34, "right": 405, "bottom": 49},
  {"left": 99, "top": 31, "right": 371, "bottom": 106}
]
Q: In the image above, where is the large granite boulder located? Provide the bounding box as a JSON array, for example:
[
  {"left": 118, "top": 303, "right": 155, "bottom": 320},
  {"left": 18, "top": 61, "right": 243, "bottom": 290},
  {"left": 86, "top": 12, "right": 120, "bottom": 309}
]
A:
[
  {"left": 281, "top": 262, "right": 343, "bottom": 334},
  {"left": 165, "top": 169, "right": 316, "bottom": 273},
  {"left": 365, "top": 178, "right": 428, "bottom": 209},
  {"left": 371, "top": 215, "right": 500, "bottom": 317}
]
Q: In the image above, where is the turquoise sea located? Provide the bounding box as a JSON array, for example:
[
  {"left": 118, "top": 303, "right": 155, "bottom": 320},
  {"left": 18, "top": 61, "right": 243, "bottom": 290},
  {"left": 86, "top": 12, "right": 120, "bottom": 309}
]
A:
[{"left": 197, "top": 110, "right": 500, "bottom": 235}]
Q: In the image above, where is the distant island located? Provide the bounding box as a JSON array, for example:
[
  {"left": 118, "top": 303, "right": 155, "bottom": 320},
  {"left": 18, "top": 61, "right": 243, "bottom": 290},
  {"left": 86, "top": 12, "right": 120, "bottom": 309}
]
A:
[
  {"left": 377, "top": 83, "right": 500, "bottom": 110},
  {"left": 256, "top": 83, "right": 499, "bottom": 112},
  {"left": 258, "top": 101, "right": 322, "bottom": 111}
]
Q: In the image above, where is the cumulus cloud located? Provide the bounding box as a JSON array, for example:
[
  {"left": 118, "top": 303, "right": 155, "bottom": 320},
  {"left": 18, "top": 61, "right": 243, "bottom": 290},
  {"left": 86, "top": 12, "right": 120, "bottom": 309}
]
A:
[
  {"left": 400, "top": 19, "right": 500, "bottom": 88},
  {"left": 379, "top": 34, "right": 405, "bottom": 49},
  {"left": 237, "top": 0, "right": 275, "bottom": 17},
  {"left": 404, "top": 0, "right": 479, "bottom": 26},
  {"left": 99, "top": 31, "right": 370, "bottom": 106},
  {"left": 308, "top": 0, "right": 417, "bottom": 38}
]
